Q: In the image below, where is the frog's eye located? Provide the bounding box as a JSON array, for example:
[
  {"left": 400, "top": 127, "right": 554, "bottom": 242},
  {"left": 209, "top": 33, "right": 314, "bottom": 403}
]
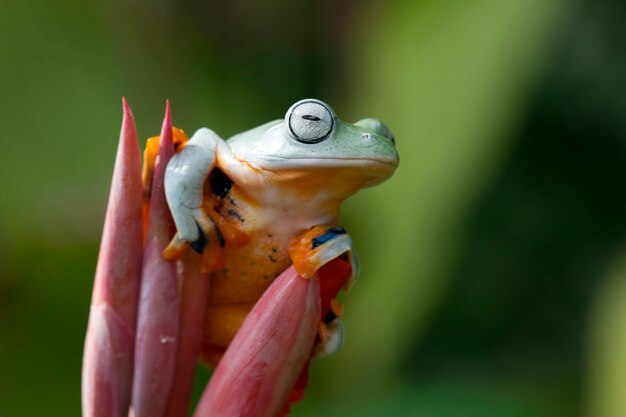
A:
[{"left": 286, "top": 100, "right": 334, "bottom": 144}]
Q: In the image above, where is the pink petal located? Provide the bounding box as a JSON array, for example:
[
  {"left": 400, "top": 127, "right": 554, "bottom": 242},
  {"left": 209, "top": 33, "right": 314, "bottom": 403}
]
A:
[
  {"left": 82, "top": 98, "right": 144, "bottom": 417},
  {"left": 131, "top": 101, "right": 180, "bottom": 417},
  {"left": 131, "top": 239, "right": 179, "bottom": 416},
  {"left": 82, "top": 305, "right": 135, "bottom": 417},
  {"left": 164, "top": 251, "right": 210, "bottom": 417},
  {"left": 193, "top": 266, "right": 321, "bottom": 417}
]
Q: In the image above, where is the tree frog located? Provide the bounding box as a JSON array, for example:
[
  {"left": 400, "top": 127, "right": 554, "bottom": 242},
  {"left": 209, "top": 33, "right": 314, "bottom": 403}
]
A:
[{"left": 161, "top": 99, "right": 398, "bottom": 364}]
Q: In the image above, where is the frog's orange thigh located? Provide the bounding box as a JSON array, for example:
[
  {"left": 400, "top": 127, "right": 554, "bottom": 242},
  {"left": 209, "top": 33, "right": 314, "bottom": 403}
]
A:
[{"left": 203, "top": 304, "right": 253, "bottom": 348}]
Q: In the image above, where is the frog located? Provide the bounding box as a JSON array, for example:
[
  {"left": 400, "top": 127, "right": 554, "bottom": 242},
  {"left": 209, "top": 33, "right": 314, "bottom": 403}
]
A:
[{"left": 159, "top": 98, "right": 399, "bottom": 365}]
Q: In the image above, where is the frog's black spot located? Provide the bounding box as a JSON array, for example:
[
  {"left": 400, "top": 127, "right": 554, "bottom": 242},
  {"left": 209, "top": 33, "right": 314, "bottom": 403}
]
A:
[
  {"left": 312, "top": 227, "right": 347, "bottom": 249},
  {"left": 324, "top": 310, "right": 337, "bottom": 324},
  {"left": 209, "top": 167, "right": 232, "bottom": 198},
  {"left": 271, "top": 246, "right": 277, "bottom": 253},
  {"left": 302, "top": 114, "right": 321, "bottom": 121},
  {"left": 268, "top": 254, "right": 277, "bottom": 263},
  {"left": 228, "top": 209, "right": 244, "bottom": 222},
  {"left": 190, "top": 223, "right": 207, "bottom": 254}
]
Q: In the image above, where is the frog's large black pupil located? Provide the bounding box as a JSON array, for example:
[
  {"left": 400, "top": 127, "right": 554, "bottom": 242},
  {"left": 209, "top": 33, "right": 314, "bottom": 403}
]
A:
[{"left": 302, "top": 115, "right": 320, "bottom": 121}]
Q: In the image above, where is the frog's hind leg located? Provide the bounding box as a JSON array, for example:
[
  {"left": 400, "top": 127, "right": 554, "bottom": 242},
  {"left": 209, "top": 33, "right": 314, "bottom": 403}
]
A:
[{"left": 199, "top": 304, "right": 252, "bottom": 367}]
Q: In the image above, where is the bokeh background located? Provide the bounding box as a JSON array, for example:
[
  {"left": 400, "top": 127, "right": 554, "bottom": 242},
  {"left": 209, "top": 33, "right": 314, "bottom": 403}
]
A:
[{"left": 1, "top": 0, "right": 625, "bottom": 416}]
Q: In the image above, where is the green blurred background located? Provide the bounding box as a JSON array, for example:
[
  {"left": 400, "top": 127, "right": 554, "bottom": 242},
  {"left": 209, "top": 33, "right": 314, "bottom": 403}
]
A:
[{"left": 1, "top": 0, "right": 625, "bottom": 416}]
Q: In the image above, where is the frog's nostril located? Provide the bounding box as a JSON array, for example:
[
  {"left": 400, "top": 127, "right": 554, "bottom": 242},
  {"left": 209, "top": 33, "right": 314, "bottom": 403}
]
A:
[{"left": 354, "top": 118, "right": 395, "bottom": 144}]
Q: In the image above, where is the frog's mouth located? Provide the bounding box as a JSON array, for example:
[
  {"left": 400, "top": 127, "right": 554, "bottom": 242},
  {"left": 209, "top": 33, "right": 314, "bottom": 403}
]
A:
[
  {"left": 259, "top": 155, "right": 399, "bottom": 169},
  {"left": 254, "top": 155, "right": 399, "bottom": 181}
]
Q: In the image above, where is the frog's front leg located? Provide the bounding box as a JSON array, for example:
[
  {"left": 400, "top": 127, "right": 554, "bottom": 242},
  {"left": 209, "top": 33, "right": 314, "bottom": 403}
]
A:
[
  {"left": 163, "top": 128, "right": 224, "bottom": 258},
  {"left": 289, "top": 225, "right": 360, "bottom": 358}
]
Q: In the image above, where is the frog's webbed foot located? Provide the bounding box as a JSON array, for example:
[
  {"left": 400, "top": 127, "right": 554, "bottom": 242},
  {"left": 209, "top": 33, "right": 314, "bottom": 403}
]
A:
[
  {"left": 314, "top": 318, "right": 344, "bottom": 358},
  {"left": 289, "top": 225, "right": 360, "bottom": 290},
  {"left": 289, "top": 225, "right": 360, "bottom": 358},
  {"left": 163, "top": 210, "right": 215, "bottom": 260},
  {"left": 163, "top": 128, "right": 224, "bottom": 262}
]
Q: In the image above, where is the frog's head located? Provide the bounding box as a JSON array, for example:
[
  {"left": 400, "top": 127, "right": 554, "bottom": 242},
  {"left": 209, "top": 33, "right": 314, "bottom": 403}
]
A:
[{"left": 227, "top": 99, "right": 399, "bottom": 197}]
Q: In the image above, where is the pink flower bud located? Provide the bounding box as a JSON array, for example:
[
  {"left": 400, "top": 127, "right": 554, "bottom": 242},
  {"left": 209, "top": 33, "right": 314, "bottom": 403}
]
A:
[
  {"left": 194, "top": 266, "right": 321, "bottom": 417},
  {"left": 131, "top": 102, "right": 180, "bottom": 417},
  {"left": 82, "top": 98, "right": 143, "bottom": 417}
]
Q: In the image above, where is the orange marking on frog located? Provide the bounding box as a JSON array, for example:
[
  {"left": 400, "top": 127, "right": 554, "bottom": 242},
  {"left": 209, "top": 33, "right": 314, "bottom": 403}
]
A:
[
  {"left": 288, "top": 225, "right": 333, "bottom": 279},
  {"left": 142, "top": 127, "right": 189, "bottom": 243}
]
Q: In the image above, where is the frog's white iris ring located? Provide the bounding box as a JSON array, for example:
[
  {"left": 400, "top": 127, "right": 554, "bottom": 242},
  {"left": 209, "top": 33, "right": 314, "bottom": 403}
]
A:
[{"left": 287, "top": 100, "right": 334, "bottom": 144}]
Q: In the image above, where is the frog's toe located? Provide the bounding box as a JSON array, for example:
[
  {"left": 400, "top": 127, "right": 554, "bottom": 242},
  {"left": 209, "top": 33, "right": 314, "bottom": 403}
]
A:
[
  {"left": 308, "top": 228, "right": 360, "bottom": 290},
  {"left": 315, "top": 229, "right": 361, "bottom": 291},
  {"left": 163, "top": 234, "right": 189, "bottom": 260},
  {"left": 308, "top": 232, "right": 353, "bottom": 273},
  {"left": 313, "top": 318, "right": 344, "bottom": 358},
  {"left": 162, "top": 211, "right": 219, "bottom": 259},
  {"left": 162, "top": 219, "right": 209, "bottom": 259},
  {"left": 290, "top": 225, "right": 357, "bottom": 279}
]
